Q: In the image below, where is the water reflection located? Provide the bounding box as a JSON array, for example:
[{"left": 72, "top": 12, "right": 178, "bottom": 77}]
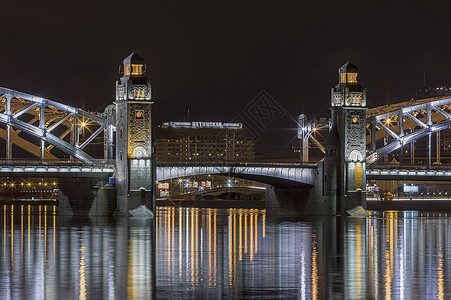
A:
[
  {"left": 1, "top": 206, "right": 451, "bottom": 299},
  {"left": 0, "top": 205, "right": 155, "bottom": 300}
]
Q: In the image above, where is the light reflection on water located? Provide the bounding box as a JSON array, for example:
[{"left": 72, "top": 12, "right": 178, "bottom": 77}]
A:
[{"left": 1, "top": 206, "right": 451, "bottom": 299}]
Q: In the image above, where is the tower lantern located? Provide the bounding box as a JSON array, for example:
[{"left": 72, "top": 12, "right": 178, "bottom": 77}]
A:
[{"left": 332, "top": 61, "right": 366, "bottom": 107}]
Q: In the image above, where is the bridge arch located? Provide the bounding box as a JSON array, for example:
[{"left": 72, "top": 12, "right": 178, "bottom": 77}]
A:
[
  {"left": 156, "top": 165, "right": 316, "bottom": 187},
  {"left": 366, "top": 96, "right": 451, "bottom": 164},
  {"left": 0, "top": 87, "right": 109, "bottom": 165}
]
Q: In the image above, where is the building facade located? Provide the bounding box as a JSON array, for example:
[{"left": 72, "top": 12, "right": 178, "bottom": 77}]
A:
[{"left": 156, "top": 121, "right": 255, "bottom": 162}]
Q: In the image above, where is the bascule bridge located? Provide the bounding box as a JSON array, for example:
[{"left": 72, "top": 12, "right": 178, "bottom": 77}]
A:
[{"left": 1, "top": 56, "right": 451, "bottom": 216}]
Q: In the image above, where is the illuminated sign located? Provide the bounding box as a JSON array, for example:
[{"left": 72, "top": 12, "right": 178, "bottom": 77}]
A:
[
  {"left": 158, "top": 182, "right": 169, "bottom": 190},
  {"left": 223, "top": 123, "right": 242, "bottom": 128},
  {"left": 165, "top": 121, "right": 243, "bottom": 129},
  {"left": 403, "top": 185, "right": 419, "bottom": 194},
  {"left": 191, "top": 122, "right": 223, "bottom": 128}
]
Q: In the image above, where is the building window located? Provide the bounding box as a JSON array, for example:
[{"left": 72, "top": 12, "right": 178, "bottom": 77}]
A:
[
  {"left": 132, "top": 64, "right": 143, "bottom": 76},
  {"left": 340, "top": 73, "right": 347, "bottom": 84},
  {"left": 347, "top": 73, "right": 357, "bottom": 83},
  {"left": 340, "top": 72, "right": 358, "bottom": 84},
  {"left": 124, "top": 65, "right": 131, "bottom": 76}
]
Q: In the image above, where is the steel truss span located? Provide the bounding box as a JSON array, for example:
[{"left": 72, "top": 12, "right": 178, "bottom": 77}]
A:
[
  {"left": 0, "top": 87, "right": 110, "bottom": 165},
  {"left": 366, "top": 96, "right": 451, "bottom": 165}
]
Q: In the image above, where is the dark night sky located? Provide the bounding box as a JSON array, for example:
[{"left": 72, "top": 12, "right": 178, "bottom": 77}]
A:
[{"left": 1, "top": 1, "right": 450, "bottom": 156}]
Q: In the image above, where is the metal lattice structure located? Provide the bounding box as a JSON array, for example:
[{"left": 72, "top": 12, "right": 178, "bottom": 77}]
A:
[
  {"left": 300, "top": 96, "right": 451, "bottom": 166},
  {"left": 366, "top": 96, "right": 451, "bottom": 164},
  {"left": 0, "top": 87, "right": 112, "bottom": 165}
]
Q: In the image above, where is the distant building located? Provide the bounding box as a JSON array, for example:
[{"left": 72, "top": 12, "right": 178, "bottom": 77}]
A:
[
  {"left": 414, "top": 83, "right": 451, "bottom": 99},
  {"left": 156, "top": 121, "right": 255, "bottom": 161}
]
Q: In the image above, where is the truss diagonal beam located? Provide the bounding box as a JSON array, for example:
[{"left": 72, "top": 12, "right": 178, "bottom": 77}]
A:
[
  {"left": 367, "top": 118, "right": 451, "bottom": 165},
  {"left": 375, "top": 120, "right": 401, "bottom": 140},
  {"left": 48, "top": 113, "right": 73, "bottom": 132},
  {"left": 0, "top": 112, "right": 95, "bottom": 165},
  {"left": 404, "top": 112, "right": 428, "bottom": 128},
  {"left": 13, "top": 103, "right": 38, "bottom": 118},
  {"left": 433, "top": 106, "right": 451, "bottom": 120},
  {"left": 309, "top": 135, "right": 325, "bottom": 153},
  {"left": 79, "top": 125, "right": 105, "bottom": 150}
]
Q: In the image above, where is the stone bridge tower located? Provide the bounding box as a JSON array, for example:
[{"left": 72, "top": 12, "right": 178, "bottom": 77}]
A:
[
  {"left": 115, "top": 52, "right": 155, "bottom": 216},
  {"left": 325, "top": 61, "right": 367, "bottom": 214}
]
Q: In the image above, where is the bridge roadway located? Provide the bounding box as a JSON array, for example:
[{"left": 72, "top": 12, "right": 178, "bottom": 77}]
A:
[
  {"left": 1, "top": 160, "right": 451, "bottom": 183},
  {"left": 0, "top": 160, "right": 114, "bottom": 178},
  {"left": 366, "top": 164, "right": 451, "bottom": 181},
  {"left": 156, "top": 161, "right": 318, "bottom": 186}
]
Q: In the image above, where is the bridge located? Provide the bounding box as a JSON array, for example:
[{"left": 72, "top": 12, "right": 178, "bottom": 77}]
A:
[
  {"left": 0, "top": 57, "right": 451, "bottom": 216},
  {"left": 156, "top": 162, "right": 316, "bottom": 186}
]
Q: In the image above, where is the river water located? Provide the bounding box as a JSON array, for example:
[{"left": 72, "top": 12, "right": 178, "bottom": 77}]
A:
[{"left": 1, "top": 205, "right": 450, "bottom": 299}]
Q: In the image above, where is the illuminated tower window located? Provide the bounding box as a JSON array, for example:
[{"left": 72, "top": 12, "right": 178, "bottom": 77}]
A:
[
  {"left": 347, "top": 73, "right": 357, "bottom": 83},
  {"left": 124, "top": 65, "right": 131, "bottom": 76},
  {"left": 132, "top": 64, "right": 143, "bottom": 76},
  {"left": 338, "top": 61, "right": 359, "bottom": 84},
  {"left": 122, "top": 52, "right": 146, "bottom": 77}
]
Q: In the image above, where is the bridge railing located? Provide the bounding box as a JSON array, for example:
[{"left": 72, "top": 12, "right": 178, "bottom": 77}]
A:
[
  {"left": 0, "top": 158, "right": 116, "bottom": 168},
  {"left": 155, "top": 160, "right": 318, "bottom": 168},
  {"left": 369, "top": 163, "right": 451, "bottom": 170}
]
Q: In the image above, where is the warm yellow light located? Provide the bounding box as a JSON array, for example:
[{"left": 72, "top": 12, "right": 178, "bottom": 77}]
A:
[
  {"left": 124, "top": 64, "right": 131, "bottom": 76},
  {"left": 347, "top": 73, "right": 358, "bottom": 83},
  {"left": 131, "top": 64, "right": 143, "bottom": 75},
  {"left": 81, "top": 122, "right": 86, "bottom": 127},
  {"left": 27, "top": 183, "right": 31, "bottom": 186},
  {"left": 44, "top": 183, "right": 48, "bottom": 186},
  {"left": 340, "top": 72, "right": 358, "bottom": 84}
]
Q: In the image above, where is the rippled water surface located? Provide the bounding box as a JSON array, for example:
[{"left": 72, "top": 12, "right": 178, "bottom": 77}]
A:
[{"left": 1, "top": 206, "right": 451, "bottom": 299}]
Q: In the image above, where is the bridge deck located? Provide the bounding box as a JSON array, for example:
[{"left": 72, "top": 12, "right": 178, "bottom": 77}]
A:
[{"left": 0, "top": 165, "right": 114, "bottom": 177}]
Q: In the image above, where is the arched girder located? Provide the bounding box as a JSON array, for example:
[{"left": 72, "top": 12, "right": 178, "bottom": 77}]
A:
[
  {"left": 0, "top": 87, "right": 108, "bottom": 165},
  {"left": 156, "top": 165, "right": 316, "bottom": 186},
  {"left": 367, "top": 96, "right": 451, "bottom": 164},
  {"left": 367, "top": 96, "right": 451, "bottom": 144}
]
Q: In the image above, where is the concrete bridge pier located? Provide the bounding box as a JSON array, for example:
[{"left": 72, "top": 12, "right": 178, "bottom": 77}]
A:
[
  {"left": 58, "top": 177, "right": 116, "bottom": 216},
  {"left": 265, "top": 161, "right": 338, "bottom": 215},
  {"left": 265, "top": 186, "right": 310, "bottom": 215}
]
